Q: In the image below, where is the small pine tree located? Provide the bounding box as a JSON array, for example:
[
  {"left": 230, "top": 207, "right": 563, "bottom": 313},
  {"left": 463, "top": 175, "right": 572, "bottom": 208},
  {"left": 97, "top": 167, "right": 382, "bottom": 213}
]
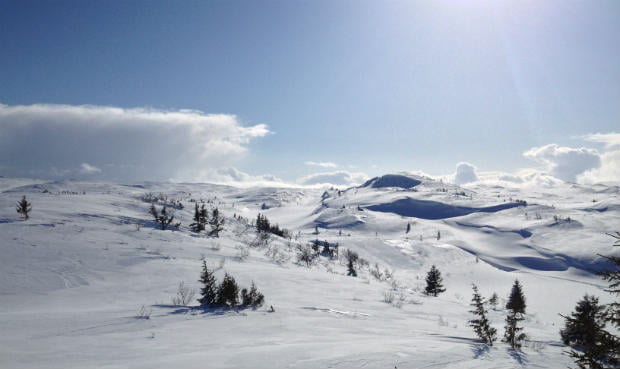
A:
[
  {"left": 16, "top": 195, "right": 32, "bottom": 220},
  {"left": 347, "top": 259, "right": 357, "bottom": 277},
  {"left": 217, "top": 273, "right": 239, "bottom": 307},
  {"left": 504, "top": 309, "right": 527, "bottom": 349},
  {"left": 561, "top": 295, "right": 606, "bottom": 347},
  {"left": 469, "top": 284, "right": 497, "bottom": 345},
  {"left": 425, "top": 265, "right": 446, "bottom": 296},
  {"left": 489, "top": 292, "right": 499, "bottom": 310},
  {"left": 561, "top": 294, "right": 616, "bottom": 369},
  {"left": 406, "top": 222, "right": 411, "bottom": 234},
  {"left": 198, "top": 261, "right": 218, "bottom": 306},
  {"left": 599, "top": 232, "right": 620, "bottom": 365},
  {"left": 506, "top": 279, "right": 526, "bottom": 314},
  {"left": 601, "top": 233, "right": 620, "bottom": 330},
  {"left": 209, "top": 207, "right": 224, "bottom": 237}
]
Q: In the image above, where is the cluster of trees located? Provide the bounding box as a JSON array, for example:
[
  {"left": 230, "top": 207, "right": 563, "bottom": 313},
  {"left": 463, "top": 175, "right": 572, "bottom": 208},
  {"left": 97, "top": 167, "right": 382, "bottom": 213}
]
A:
[
  {"left": 255, "top": 213, "right": 288, "bottom": 238},
  {"left": 198, "top": 261, "right": 264, "bottom": 309},
  {"left": 469, "top": 280, "right": 527, "bottom": 349},
  {"left": 149, "top": 204, "right": 180, "bottom": 230},
  {"left": 190, "top": 203, "right": 225, "bottom": 237}
]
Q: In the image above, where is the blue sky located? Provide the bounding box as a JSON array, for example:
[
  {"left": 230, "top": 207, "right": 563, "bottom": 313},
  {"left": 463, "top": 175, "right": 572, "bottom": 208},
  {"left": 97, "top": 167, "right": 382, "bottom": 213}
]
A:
[{"left": 1, "top": 1, "right": 619, "bottom": 185}]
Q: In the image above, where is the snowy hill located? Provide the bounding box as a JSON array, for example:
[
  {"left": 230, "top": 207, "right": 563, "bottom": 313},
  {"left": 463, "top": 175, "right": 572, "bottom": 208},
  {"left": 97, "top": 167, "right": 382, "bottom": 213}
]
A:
[{"left": 1, "top": 176, "right": 618, "bottom": 368}]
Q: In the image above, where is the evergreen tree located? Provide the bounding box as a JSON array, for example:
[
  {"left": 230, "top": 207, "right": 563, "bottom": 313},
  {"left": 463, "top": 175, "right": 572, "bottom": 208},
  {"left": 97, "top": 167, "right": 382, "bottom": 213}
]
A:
[
  {"left": 561, "top": 295, "right": 606, "bottom": 347},
  {"left": 191, "top": 203, "right": 202, "bottom": 232},
  {"left": 406, "top": 222, "right": 411, "bottom": 234},
  {"left": 506, "top": 279, "right": 527, "bottom": 314},
  {"left": 198, "top": 261, "right": 218, "bottom": 306},
  {"left": 504, "top": 309, "right": 527, "bottom": 349},
  {"left": 16, "top": 195, "right": 32, "bottom": 220},
  {"left": 489, "top": 292, "right": 499, "bottom": 310},
  {"left": 209, "top": 207, "right": 225, "bottom": 237},
  {"left": 469, "top": 284, "right": 497, "bottom": 345},
  {"left": 347, "top": 259, "right": 357, "bottom": 277},
  {"left": 425, "top": 265, "right": 446, "bottom": 296},
  {"left": 561, "top": 294, "right": 616, "bottom": 369},
  {"left": 216, "top": 273, "right": 239, "bottom": 307},
  {"left": 601, "top": 232, "right": 620, "bottom": 335}
]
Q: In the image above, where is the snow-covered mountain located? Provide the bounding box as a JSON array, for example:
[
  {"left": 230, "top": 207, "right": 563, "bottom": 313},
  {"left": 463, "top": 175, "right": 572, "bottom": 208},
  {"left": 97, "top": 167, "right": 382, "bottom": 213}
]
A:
[{"left": 1, "top": 174, "right": 618, "bottom": 368}]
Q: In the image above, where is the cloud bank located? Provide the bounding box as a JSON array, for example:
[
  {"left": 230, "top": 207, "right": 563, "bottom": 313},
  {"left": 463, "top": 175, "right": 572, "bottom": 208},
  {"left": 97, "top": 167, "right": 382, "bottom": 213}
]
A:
[
  {"left": 523, "top": 144, "right": 601, "bottom": 183},
  {"left": 0, "top": 103, "right": 269, "bottom": 181},
  {"left": 521, "top": 134, "right": 620, "bottom": 184}
]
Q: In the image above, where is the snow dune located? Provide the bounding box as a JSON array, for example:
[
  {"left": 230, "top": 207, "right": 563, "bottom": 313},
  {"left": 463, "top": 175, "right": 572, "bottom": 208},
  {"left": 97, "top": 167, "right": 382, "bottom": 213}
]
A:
[{"left": 0, "top": 175, "right": 618, "bottom": 368}]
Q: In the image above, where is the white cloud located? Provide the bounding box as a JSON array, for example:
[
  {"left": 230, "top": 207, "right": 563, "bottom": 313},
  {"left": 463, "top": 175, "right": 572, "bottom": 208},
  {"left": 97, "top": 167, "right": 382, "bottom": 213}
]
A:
[
  {"left": 578, "top": 149, "right": 620, "bottom": 184},
  {"left": 304, "top": 161, "right": 338, "bottom": 168},
  {"left": 453, "top": 162, "right": 478, "bottom": 185},
  {"left": 79, "top": 163, "right": 101, "bottom": 174},
  {"left": 297, "top": 170, "right": 369, "bottom": 187},
  {"left": 580, "top": 132, "right": 620, "bottom": 149},
  {"left": 523, "top": 144, "right": 601, "bottom": 183},
  {"left": 0, "top": 103, "right": 269, "bottom": 181}
]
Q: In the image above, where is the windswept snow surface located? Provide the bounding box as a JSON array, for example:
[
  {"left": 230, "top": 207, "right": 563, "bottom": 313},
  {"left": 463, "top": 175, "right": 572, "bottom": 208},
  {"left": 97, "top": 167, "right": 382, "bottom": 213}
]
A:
[{"left": 1, "top": 176, "right": 619, "bottom": 368}]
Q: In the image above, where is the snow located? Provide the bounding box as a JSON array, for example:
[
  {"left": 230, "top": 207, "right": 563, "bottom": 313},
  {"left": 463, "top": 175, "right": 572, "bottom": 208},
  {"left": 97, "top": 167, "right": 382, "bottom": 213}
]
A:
[{"left": 0, "top": 175, "right": 618, "bottom": 368}]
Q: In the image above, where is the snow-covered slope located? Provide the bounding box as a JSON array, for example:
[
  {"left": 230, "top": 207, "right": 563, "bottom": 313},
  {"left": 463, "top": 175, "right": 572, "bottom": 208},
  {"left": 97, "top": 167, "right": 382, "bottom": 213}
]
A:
[{"left": 1, "top": 176, "right": 618, "bottom": 368}]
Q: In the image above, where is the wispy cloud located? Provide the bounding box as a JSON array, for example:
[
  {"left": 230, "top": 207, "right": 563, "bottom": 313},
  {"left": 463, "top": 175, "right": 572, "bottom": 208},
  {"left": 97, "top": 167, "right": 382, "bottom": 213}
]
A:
[
  {"left": 297, "top": 170, "right": 369, "bottom": 186},
  {"left": 304, "top": 161, "right": 338, "bottom": 168},
  {"left": 79, "top": 163, "right": 101, "bottom": 174}
]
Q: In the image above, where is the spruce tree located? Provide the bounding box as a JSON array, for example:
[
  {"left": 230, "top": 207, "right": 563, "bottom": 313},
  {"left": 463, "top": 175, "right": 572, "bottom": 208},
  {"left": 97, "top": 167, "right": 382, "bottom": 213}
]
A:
[
  {"left": 198, "top": 261, "right": 218, "bottom": 306},
  {"left": 489, "top": 292, "right": 499, "bottom": 310},
  {"left": 601, "top": 233, "right": 619, "bottom": 340},
  {"left": 217, "top": 273, "right": 239, "bottom": 307},
  {"left": 347, "top": 259, "right": 357, "bottom": 277},
  {"left": 469, "top": 284, "right": 497, "bottom": 345},
  {"left": 506, "top": 279, "right": 526, "bottom": 314},
  {"left": 209, "top": 207, "right": 224, "bottom": 237},
  {"left": 561, "top": 294, "right": 615, "bottom": 369},
  {"left": 561, "top": 295, "right": 606, "bottom": 347},
  {"left": 425, "top": 265, "right": 446, "bottom": 296},
  {"left": 504, "top": 309, "right": 527, "bottom": 349},
  {"left": 16, "top": 195, "right": 32, "bottom": 220}
]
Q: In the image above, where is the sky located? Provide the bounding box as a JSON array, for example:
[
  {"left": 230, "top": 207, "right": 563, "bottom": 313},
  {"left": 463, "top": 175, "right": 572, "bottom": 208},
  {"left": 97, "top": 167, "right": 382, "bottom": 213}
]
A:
[{"left": 1, "top": 0, "right": 619, "bottom": 186}]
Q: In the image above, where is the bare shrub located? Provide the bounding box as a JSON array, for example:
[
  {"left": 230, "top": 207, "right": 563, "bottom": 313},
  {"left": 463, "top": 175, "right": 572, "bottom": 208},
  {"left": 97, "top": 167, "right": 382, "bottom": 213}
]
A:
[
  {"left": 171, "top": 281, "right": 196, "bottom": 306},
  {"left": 383, "top": 290, "right": 395, "bottom": 304},
  {"left": 296, "top": 244, "right": 317, "bottom": 267},
  {"left": 265, "top": 244, "right": 290, "bottom": 264},
  {"left": 235, "top": 244, "right": 250, "bottom": 261},
  {"left": 136, "top": 305, "right": 152, "bottom": 319}
]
